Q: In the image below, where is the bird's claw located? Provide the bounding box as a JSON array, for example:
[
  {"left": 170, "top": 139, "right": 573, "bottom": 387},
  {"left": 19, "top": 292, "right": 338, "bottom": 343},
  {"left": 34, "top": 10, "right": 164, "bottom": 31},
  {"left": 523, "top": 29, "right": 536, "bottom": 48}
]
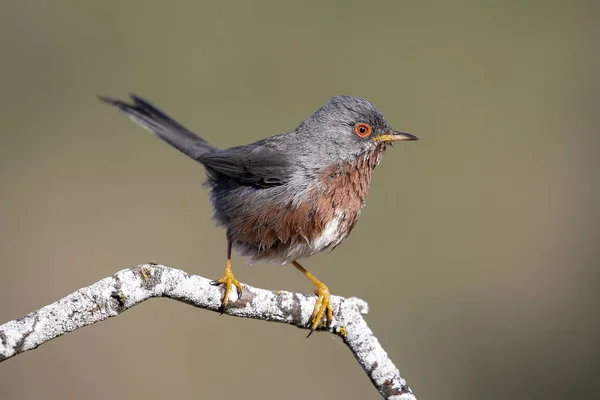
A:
[
  {"left": 211, "top": 267, "right": 243, "bottom": 309},
  {"left": 306, "top": 283, "right": 333, "bottom": 337}
]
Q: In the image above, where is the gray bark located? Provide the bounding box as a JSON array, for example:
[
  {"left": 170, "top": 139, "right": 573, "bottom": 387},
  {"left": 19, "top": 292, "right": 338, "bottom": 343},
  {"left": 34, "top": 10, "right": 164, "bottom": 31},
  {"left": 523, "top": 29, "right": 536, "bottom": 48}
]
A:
[{"left": 0, "top": 263, "right": 415, "bottom": 400}]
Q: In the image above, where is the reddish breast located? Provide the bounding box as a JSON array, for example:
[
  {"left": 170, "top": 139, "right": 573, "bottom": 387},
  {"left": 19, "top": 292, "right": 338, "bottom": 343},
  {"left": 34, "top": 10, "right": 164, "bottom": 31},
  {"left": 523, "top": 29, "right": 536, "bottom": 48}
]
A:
[
  {"left": 234, "top": 145, "right": 385, "bottom": 254},
  {"left": 314, "top": 145, "right": 384, "bottom": 248}
]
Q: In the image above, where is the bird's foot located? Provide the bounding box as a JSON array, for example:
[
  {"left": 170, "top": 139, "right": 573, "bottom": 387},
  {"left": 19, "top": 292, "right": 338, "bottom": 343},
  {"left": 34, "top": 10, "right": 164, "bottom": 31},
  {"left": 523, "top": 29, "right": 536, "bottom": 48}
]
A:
[
  {"left": 307, "top": 283, "right": 333, "bottom": 337},
  {"left": 210, "top": 263, "right": 243, "bottom": 309}
]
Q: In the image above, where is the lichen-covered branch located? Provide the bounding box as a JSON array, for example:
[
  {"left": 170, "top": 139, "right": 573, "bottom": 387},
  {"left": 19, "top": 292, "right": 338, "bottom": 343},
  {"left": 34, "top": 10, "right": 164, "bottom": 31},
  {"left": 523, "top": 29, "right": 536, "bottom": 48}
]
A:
[{"left": 0, "top": 263, "right": 415, "bottom": 399}]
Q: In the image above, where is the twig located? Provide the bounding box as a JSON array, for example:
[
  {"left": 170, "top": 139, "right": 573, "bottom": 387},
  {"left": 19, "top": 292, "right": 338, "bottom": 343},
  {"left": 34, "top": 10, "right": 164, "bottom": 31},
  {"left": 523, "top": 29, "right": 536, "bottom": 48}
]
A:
[{"left": 0, "top": 263, "right": 415, "bottom": 399}]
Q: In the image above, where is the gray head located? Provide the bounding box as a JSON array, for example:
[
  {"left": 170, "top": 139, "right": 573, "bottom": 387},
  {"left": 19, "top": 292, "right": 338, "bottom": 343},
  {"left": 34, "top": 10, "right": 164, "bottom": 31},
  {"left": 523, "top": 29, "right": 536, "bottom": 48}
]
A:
[{"left": 296, "top": 96, "right": 417, "bottom": 163}]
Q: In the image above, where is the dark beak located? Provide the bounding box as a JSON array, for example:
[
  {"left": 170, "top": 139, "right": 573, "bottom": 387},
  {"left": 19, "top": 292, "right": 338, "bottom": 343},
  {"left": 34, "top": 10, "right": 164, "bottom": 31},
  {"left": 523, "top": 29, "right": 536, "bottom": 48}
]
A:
[{"left": 373, "top": 130, "right": 419, "bottom": 142}]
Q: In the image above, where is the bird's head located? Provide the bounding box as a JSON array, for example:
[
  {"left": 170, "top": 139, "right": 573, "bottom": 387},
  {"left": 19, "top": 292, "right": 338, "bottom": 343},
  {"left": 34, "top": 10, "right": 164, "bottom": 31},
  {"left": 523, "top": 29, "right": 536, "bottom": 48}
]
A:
[{"left": 297, "top": 95, "right": 417, "bottom": 164}]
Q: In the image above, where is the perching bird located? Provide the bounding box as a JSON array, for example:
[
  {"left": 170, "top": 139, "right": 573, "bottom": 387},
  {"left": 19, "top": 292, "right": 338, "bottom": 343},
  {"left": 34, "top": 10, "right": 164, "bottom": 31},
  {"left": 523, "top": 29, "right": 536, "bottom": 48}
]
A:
[{"left": 100, "top": 94, "right": 417, "bottom": 334}]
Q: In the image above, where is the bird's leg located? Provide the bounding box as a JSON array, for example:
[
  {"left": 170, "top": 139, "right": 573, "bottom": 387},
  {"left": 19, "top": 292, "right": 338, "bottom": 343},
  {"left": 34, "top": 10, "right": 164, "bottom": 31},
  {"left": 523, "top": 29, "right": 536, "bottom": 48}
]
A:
[
  {"left": 210, "top": 234, "right": 243, "bottom": 308},
  {"left": 292, "top": 261, "right": 333, "bottom": 336}
]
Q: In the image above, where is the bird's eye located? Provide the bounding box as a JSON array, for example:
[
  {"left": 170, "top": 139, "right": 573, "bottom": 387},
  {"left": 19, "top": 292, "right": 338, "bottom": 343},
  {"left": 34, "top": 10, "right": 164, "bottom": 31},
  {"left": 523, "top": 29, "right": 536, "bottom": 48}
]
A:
[{"left": 354, "top": 123, "right": 372, "bottom": 138}]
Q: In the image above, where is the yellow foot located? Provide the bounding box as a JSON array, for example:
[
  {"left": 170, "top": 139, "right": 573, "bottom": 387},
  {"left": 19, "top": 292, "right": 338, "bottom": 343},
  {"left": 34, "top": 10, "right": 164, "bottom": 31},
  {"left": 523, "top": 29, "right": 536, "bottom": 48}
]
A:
[
  {"left": 307, "top": 283, "right": 333, "bottom": 337},
  {"left": 210, "top": 267, "right": 243, "bottom": 308}
]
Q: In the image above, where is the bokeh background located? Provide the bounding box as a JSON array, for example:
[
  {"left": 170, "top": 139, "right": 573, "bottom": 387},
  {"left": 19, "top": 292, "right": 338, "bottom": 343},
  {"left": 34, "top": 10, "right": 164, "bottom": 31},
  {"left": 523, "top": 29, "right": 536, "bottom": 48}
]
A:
[{"left": 1, "top": 1, "right": 598, "bottom": 399}]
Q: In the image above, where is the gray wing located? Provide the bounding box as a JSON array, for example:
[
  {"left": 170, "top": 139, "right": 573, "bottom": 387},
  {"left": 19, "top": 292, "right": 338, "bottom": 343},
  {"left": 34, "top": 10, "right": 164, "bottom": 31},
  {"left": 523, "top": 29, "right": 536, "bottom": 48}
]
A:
[{"left": 199, "top": 143, "right": 295, "bottom": 187}]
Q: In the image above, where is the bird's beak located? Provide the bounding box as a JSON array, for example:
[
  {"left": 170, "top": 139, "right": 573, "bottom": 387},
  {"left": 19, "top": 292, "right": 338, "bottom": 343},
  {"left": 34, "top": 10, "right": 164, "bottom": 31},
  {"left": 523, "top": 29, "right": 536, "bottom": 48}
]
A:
[{"left": 373, "top": 130, "right": 419, "bottom": 142}]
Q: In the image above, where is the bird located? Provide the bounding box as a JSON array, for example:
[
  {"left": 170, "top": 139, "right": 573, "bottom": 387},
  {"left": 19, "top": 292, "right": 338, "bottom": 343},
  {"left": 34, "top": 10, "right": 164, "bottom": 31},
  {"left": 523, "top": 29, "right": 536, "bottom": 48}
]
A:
[{"left": 100, "top": 94, "right": 418, "bottom": 334}]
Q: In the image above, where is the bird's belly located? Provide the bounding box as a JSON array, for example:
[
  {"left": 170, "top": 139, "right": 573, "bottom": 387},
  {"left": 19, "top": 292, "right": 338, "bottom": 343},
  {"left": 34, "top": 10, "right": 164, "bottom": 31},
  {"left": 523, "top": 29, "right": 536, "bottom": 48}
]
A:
[
  {"left": 228, "top": 195, "right": 361, "bottom": 265},
  {"left": 232, "top": 212, "right": 349, "bottom": 265}
]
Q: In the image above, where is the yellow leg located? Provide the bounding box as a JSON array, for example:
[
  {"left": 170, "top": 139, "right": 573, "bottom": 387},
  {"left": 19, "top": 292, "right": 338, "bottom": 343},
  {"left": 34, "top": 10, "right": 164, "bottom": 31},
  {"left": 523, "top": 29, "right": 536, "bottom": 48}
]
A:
[
  {"left": 211, "top": 235, "right": 243, "bottom": 308},
  {"left": 292, "top": 261, "right": 333, "bottom": 336}
]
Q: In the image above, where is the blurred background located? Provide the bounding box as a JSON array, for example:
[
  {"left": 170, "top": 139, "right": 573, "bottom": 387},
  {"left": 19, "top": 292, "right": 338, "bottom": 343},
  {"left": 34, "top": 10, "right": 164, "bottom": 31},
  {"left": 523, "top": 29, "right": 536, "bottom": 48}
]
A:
[{"left": 0, "top": 1, "right": 598, "bottom": 399}]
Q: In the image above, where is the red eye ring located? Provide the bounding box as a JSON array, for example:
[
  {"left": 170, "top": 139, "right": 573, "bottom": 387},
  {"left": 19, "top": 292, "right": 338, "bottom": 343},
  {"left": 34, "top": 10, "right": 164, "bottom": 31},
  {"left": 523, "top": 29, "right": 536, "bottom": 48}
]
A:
[{"left": 354, "top": 123, "right": 372, "bottom": 138}]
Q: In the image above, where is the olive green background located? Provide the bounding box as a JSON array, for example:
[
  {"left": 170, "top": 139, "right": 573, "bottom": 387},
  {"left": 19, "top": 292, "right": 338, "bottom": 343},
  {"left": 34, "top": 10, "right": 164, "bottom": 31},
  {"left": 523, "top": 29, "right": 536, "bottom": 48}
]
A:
[{"left": 0, "top": 1, "right": 598, "bottom": 399}]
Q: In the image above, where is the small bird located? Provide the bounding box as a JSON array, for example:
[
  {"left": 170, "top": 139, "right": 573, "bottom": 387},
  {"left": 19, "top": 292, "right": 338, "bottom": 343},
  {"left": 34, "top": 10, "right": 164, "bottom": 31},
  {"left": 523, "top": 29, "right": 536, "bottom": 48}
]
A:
[{"left": 100, "top": 94, "right": 417, "bottom": 334}]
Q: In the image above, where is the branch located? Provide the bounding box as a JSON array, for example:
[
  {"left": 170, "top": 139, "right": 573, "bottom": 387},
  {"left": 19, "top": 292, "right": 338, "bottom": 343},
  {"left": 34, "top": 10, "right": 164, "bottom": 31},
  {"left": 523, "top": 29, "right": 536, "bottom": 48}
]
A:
[{"left": 0, "top": 263, "right": 415, "bottom": 399}]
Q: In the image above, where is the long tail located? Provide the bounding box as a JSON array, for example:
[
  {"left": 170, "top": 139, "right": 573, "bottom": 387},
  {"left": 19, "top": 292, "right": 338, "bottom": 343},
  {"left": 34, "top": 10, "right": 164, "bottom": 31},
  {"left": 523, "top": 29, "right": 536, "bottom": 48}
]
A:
[{"left": 99, "top": 94, "right": 217, "bottom": 161}]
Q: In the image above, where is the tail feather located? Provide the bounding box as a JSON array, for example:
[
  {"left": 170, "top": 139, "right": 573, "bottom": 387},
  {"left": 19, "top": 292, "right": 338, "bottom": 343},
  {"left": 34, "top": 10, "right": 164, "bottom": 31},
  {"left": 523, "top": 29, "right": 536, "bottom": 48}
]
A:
[{"left": 100, "top": 94, "right": 216, "bottom": 161}]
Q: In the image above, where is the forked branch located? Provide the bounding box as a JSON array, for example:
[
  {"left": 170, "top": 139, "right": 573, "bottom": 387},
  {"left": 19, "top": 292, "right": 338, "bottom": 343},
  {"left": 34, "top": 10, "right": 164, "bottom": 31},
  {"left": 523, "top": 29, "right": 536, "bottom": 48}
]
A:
[{"left": 0, "top": 264, "right": 415, "bottom": 400}]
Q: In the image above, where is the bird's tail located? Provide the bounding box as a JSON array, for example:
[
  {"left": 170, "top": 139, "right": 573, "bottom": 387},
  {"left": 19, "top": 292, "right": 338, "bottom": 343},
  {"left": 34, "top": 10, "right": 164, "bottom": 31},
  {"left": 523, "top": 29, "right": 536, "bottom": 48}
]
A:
[{"left": 99, "top": 94, "right": 217, "bottom": 161}]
